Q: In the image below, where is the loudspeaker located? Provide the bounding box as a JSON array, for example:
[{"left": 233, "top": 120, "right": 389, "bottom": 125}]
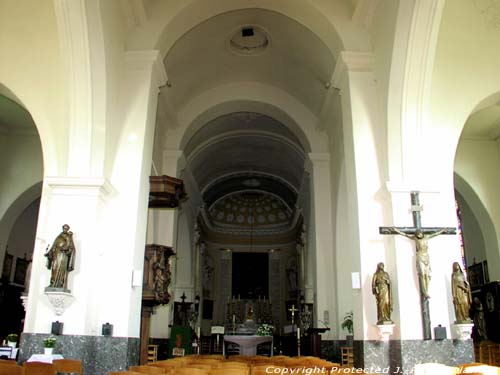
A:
[
  {"left": 51, "top": 321, "right": 63, "bottom": 335},
  {"left": 102, "top": 322, "right": 113, "bottom": 336},
  {"left": 434, "top": 325, "right": 447, "bottom": 340}
]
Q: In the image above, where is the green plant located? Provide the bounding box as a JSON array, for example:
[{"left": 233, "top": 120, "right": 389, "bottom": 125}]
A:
[
  {"left": 341, "top": 311, "right": 353, "bottom": 335},
  {"left": 256, "top": 324, "right": 274, "bottom": 336},
  {"left": 6, "top": 334, "right": 18, "bottom": 342},
  {"left": 43, "top": 338, "right": 56, "bottom": 348}
]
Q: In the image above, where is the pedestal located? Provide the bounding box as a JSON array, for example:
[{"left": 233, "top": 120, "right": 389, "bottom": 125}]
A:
[
  {"left": 21, "top": 293, "right": 28, "bottom": 312},
  {"left": 376, "top": 324, "right": 395, "bottom": 341},
  {"left": 44, "top": 289, "right": 74, "bottom": 316},
  {"left": 452, "top": 323, "right": 474, "bottom": 340}
]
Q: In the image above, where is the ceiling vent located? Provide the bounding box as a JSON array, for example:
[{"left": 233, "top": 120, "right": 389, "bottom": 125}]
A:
[{"left": 228, "top": 25, "right": 270, "bottom": 56}]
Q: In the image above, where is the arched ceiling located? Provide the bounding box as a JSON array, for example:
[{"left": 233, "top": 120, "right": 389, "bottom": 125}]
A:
[
  {"left": 185, "top": 112, "right": 306, "bottom": 200},
  {"left": 0, "top": 95, "right": 36, "bottom": 133},
  {"left": 461, "top": 103, "right": 500, "bottom": 140},
  {"left": 162, "top": 8, "right": 336, "bottom": 117}
]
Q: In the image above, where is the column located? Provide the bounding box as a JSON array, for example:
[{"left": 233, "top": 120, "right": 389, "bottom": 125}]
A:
[
  {"left": 308, "top": 153, "right": 336, "bottom": 341},
  {"left": 21, "top": 49, "right": 167, "bottom": 374}
]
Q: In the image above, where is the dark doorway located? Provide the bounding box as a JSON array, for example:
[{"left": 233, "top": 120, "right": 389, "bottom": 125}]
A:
[{"left": 232, "top": 252, "right": 268, "bottom": 299}]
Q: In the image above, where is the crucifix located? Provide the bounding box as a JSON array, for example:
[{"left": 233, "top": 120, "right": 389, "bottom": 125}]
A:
[
  {"left": 288, "top": 304, "right": 299, "bottom": 326},
  {"left": 379, "top": 191, "right": 456, "bottom": 340}
]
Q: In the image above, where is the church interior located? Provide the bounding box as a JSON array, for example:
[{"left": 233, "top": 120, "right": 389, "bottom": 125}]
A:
[{"left": 1, "top": 0, "right": 500, "bottom": 374}]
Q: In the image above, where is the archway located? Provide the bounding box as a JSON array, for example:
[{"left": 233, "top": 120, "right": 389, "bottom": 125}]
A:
[{"left": 0, "top": 92, "right": 43, "bottom": 342}]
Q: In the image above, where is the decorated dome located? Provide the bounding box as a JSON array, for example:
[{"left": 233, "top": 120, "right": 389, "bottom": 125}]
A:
[{"left": 208, "top": 191, "right": 293, "bottom": 229}]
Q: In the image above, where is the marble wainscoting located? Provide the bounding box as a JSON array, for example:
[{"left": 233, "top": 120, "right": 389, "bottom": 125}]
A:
[
  {"left": 19, "top": 333, "right": 139, "bottom": 375},
  {"left": 353, "top": 339, "right": 474, "bottom": 374}
]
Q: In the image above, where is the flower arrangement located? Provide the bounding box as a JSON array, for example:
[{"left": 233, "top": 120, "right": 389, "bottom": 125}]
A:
[
  {"left": 6, "top": 334, "right": 18, "bottom": 342},
  {"left": 256, "top": 324, "right": 274, "bottom": 336},
  {"left": 341, "top": 311, "right": 353, "bottom": 335},
  {"left": 43, "top": 338, "right": 56, "bottom": 348}
]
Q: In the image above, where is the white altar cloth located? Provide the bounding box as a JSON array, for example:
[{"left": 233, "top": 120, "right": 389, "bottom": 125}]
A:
[
  {"left": 27, "top": 354, "right": 64, "bottom": 363},
  {"left": 224, "top": 335, "right": 273, "bottom": 356}
]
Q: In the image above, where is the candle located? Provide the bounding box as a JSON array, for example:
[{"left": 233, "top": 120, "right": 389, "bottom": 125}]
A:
[
  {"left": 232, "top": 314, "right": 235, "bottom": 323},
  {"left": 297, "top": 327, "right": 300, "bottom": 339}
]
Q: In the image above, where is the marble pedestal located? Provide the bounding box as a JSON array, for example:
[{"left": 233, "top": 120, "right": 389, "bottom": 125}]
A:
[
  {"left": 452, "top": 323, "right": 474, "bottom": 340},
  {"left": 352, "top": 339, "right": 473, "bottom": 374}
]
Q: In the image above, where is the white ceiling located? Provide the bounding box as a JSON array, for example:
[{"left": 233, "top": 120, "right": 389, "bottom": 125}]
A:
[
  {"left": 162, "top": 8, "right": 335, "bottom": 117},
  {"left": 461, "top": 104, "right": 500, "bottom": 140}
]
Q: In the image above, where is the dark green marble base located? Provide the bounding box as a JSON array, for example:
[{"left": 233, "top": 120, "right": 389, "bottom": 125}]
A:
[
  {"left": 322, "top": 339, "right": 474, "bottom": 373},
  {"left": 19, "top": 333, "right": 139, "bottom": 375}
]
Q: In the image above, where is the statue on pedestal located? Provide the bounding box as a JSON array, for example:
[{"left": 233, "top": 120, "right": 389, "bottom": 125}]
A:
[
  {"left": 45, "top": 224, "right": 76, "bottom": 290},
  {"left": 451, "top": 262, "right": 472, "bottom": 324},
  {"left": 372, "top": 262, "right": 393, "bottom": 324}
]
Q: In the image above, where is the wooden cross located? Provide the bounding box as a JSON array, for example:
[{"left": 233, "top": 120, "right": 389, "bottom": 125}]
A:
[
  {"left": 379, "top": 191, "right": 456, "bottom": 340},
  {"left": 288, "top": 304, "right": 298, "bottom": 326}
]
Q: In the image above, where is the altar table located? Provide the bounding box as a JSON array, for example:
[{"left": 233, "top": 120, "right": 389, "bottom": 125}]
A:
[{"left": 224, "top": 335, "right": 273, "bottom": 356}]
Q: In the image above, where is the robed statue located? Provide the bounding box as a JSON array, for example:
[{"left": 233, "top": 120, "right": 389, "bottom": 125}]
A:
[
  {"left": 45, "top": 224, "right": 76, "bottom": 289},
  {"left": 372, "top": 262, "right": 393, "bottom": 324},
  {"left": 451, "top": 262, "right": 472, "bottom": 323}
]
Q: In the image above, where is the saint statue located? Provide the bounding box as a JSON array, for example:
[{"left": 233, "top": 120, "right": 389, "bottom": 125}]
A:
[
  {"left": 451, "top": 261, "right": 472, "bottom": 323},
  {"left": 372, "top": 262, "right": 393, "bottom": 324},
  {"left": 45, "top": 224, "right": 76, "bottom": 289},
  {"left": 473, "top": 297, "right": 487, "bottom": 340}
]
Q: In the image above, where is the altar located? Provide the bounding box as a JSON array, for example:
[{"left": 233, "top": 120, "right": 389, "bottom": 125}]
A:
[{"left": 223, "top": 335, "right": 273, "bottom": 356}]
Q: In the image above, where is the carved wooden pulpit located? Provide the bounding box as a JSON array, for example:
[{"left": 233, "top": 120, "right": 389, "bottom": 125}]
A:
[
  {"left": 140, "top": 244, "right": 175, "bottom": 364},
  {"left": 149, "top": 175, "right": 187, "bottom": 208}
]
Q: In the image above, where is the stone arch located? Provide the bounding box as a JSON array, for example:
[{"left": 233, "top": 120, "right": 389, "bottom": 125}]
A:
[
  {"left": 454, "top": 173, "right": 500, "bottom": 280},
  {"left": 0, "top": 182, "right": 43, "bottom": 264},
  {"left": 171, "top": 82, "right": 325, "bottom": 153}
]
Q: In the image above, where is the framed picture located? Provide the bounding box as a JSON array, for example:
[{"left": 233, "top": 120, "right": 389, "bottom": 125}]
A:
[
  {"left": 1, "top": 253, "right": 13, "bottom": 280},
  {"left": 13, "top": 258, "right": 29, "bottom": 285},
  {"left": 468, "top": 263, "right": 484, "bottom": 289}
]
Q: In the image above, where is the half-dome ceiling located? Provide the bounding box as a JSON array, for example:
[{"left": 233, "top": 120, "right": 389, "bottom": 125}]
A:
[{"left": 208, "top": 191, "right": 293, "bottom": 229}]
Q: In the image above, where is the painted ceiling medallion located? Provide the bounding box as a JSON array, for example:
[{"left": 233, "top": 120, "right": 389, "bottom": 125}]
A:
[
  {"left": 242, "top": 178, "right": 261, "bottom": 187},
  {"left": 228, "top": 25, "right": 270, "bottom": 56}
]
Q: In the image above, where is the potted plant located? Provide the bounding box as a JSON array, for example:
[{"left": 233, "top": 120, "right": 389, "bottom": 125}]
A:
[
  {"left": 256, "top": 324, "right": 274, "bottom": 336},
  {"left": 43, "top": 337, "right": 56, "bottom": 355},
  {"left": 6, "top": 334, "right": 18, "bottom": 348},
  {"left": 341, "top": 311, "right": 354, "bottom": 346}
]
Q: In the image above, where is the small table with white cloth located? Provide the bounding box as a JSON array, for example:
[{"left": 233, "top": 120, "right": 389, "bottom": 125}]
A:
[
  {"left": 0, "top": 346, "right": 18, "bottom": 359},
  {"left": 27, "top": 354, "right": 64, "bottom": 363}
]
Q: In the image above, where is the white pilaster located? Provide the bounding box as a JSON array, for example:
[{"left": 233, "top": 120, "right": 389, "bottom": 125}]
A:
[
  {"left": 332, "top": 51, "right": 387, "bottom": 340},
  {"left": 53, "top": 0, "right": 107, "bottom": 177},
  {"left": 308, "top": 152, "right": 335, "bottom": 340}
]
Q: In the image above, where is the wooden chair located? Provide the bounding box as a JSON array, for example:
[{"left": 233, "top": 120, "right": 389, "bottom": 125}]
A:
[
  {"left": 170, "top": 368, "right": 209, "bottom": 375},
  {"left": 23, "top": 361, "right": 54, "bottom": 375},
  {"left": 128, "top": 365, "right": 166, "bottom": 374},
  {"left": 0, "top": 359, "right": 18, "bottom": 366},
  {"left": 53, "top": 359, "right": 83, "bottom": 374},
  {"left": 0, "top": 362, "right": 24, "bottom": 374},
  {"left": 147, "top": 345, "right": 159, "bottom": 364}
]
